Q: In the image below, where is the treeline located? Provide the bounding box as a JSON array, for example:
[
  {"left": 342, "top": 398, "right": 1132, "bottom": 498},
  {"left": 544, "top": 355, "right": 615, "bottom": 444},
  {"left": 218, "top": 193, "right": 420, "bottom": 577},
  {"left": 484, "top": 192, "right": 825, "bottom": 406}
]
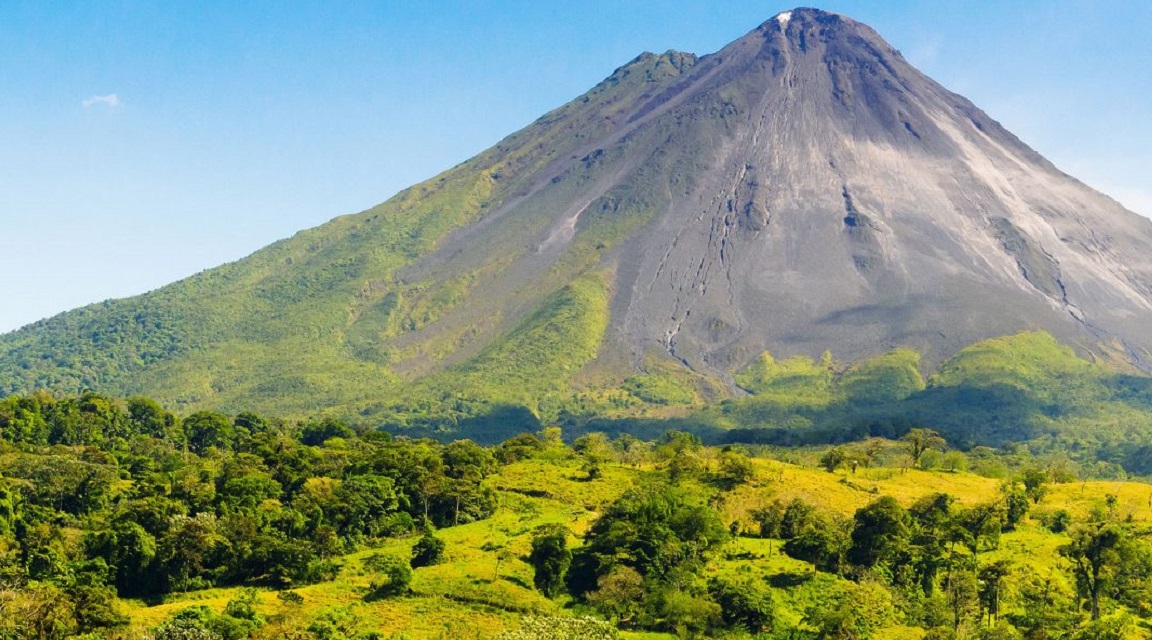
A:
[{"left": 0, "top": 391, "right": 506, "bottom": 638}]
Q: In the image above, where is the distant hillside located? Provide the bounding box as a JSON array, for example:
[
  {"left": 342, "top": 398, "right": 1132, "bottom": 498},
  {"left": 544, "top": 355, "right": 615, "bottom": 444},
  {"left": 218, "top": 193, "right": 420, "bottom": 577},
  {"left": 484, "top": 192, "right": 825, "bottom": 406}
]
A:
[{"left": 567, "top": 332, "right": 1152, "bottom": 465}]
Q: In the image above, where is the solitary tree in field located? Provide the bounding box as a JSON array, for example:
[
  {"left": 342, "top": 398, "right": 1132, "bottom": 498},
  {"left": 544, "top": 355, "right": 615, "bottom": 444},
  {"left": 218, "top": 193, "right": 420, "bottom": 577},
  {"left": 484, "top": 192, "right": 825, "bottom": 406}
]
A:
[
  {"left": 1020, "top": 467, "right": 1050, "bottom": 504},
  {"left": 715, "top": 447, "right": 756, "bottom": 488},
  {"left": 363, "top": 552, "right": 412, "bottom": 599},
  {"left": 410, "top": 530, "right": 446, "bottom": 568},
  {"left": 861, "top": 438, "right": 886, "bottom": 468},
  {"left": 820, "top": 446, "right": 847, "bottom": 473},
  {"left": 901, "top": 428, "right": 946, "bottom": 469}
]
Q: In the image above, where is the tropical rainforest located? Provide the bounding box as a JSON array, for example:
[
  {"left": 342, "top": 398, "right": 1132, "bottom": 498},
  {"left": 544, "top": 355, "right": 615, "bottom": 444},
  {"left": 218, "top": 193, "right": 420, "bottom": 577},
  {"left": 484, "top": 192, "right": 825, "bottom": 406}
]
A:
[{"left": 3, "top": 390, "right": 1152, "bottom": 639}]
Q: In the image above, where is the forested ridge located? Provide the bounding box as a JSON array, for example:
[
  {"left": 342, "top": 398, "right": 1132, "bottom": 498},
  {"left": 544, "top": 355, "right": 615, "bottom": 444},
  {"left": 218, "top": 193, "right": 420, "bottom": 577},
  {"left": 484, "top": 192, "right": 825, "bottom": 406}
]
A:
[{"left": 3, "top": 392, "right": 1152, "bottom": 638}]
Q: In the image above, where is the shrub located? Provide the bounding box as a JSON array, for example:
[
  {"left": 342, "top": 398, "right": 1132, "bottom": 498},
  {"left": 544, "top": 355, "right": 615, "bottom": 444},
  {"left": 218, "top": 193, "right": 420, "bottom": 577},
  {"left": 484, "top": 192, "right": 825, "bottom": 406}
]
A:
[
  {"left": 495, "top": 615, "right": 618, "bottom": 640},
  {"left": 1046, "top": 509, "right": 1072, "bottom": 533},
  {"left": 708, "top": 577, "right": 775, "bottom": 633},
  {"left": 410, "top": 531, "right": 446, "bottom": 568},
  {"left": 363, "top": 553, "right": 412, "bottom": 600}
]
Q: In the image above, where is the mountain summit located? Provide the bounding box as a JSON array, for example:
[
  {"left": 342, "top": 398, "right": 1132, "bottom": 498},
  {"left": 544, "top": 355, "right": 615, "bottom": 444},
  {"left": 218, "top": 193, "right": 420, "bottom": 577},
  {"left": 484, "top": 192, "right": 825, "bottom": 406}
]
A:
[
  {"left": 593, "top": 7, "right": 1152, "bottom": 376},
  {"left": 4, "top": 8, "right": 1152, "bottom": 416}
]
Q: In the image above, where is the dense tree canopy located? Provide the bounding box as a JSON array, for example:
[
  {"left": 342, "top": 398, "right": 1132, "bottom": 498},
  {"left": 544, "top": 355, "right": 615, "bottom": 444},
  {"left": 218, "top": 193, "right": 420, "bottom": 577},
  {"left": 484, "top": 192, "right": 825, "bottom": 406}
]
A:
[
  {"left": 0, "top": 392, "right": 500, "bottom": 638},
  {"left": 1, "top": 392, "right": 1151, "bottom": 640}
]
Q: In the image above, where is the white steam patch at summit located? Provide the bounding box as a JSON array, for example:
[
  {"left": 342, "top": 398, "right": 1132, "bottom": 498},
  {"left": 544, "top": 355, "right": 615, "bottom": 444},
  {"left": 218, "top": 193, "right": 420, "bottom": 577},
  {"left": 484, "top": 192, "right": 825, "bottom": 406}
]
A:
[{"left": 776, "top": 11, "right": 792, "bottom": 28}]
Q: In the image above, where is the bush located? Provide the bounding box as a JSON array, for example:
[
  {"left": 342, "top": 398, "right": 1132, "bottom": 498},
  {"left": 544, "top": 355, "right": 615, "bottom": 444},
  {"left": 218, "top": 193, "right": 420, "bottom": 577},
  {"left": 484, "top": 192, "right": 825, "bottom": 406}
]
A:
[
  {"left": 277, "top": 591, "right": 304, "bottom": 605},
  {"left": 708, "top": 577, "right": 775, "bottom": 633},
  {"left": 302, "top": 558, "right": 343, "bottom": 584},
  {"left": 410, "top": 531, "right": 446, "bottom": 568},
  {"left": 654, "top": 588, "right": 721, "bottom": 636},
  {"left": 379, "top": 512, "right": 416, "bottom": 537},
  {"left": 1037, "top": 509, "right": 1072, "bottom": 533},
  {"left": 148, "top": 603, "right": 261, "bottom": 640},
  {"left": 803, "top": 582, "right": 897, "bottom": 640},
  {"left": 495, "top": 615, "right": 618, "bottom": 640},
  {"left": 363, "top": 553, "right": 412, "bottom": 600}
]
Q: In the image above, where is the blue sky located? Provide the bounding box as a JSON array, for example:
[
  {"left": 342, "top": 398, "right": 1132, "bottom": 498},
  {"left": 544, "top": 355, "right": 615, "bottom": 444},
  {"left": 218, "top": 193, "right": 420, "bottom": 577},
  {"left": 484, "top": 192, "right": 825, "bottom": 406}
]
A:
[{"left": 1, "top": 1, "right": 1149, "bottom": 333}]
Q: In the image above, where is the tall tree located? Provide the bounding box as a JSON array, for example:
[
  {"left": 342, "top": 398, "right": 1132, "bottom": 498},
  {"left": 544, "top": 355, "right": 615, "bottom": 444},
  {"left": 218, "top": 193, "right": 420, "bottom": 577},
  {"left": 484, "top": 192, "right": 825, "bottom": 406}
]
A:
[
  {"left": 529, "top": 524, "right": 572, "bottom": 598},
  {"left": 126, "top": 396, "right": 173, "bottom": 438},
  {"left": 183, "top": 411, "right": 235, "bottom": 454},
  {"left": 1020, "top": 468, "right": 1050, "bottom": 504},
  {"left": 582, "top": 484, "right": 727, "bottom": 581},
  {"left": 783, "top": 514, "right": 850, "bottom": 573},
  {"left": 820, "top": 446, "right": 848, "bottom": 473},
  {"left": 848, "top": 496, "right": 911, "bottom": 569},
  {"left": 1059, "top": 522, "right": 1126, "bottom": 620},
  {"left": 952, "top": 503, "right": 1004, "bottom": 558},
  {"left": 977, "top": 560, "right": 1012, "bottom": 626},
  {"left": 902, "top": 428, "right": 946, "bottom": 469},
  {"left": 909, "top": 493, "right": 953, "bottom": 594},
  {"left": 442, "top": 439, "right": 497, "bottom": 524},
  {"left": 943, "top": 568, "right": 979, "bottom": 634}
]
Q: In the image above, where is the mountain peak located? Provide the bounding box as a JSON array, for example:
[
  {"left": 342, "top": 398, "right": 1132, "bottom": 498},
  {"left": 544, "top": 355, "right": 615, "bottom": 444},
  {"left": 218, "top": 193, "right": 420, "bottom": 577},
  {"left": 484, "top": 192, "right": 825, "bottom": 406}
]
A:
[
  {"left": 751, "top": 7, "right": 892, "bottom": 55},
  {"left": 763, "top": 7, "right": 851, "bottom": 31},
  {"left": 3, "top": 10, "right": 1152, "bottom": 416}
]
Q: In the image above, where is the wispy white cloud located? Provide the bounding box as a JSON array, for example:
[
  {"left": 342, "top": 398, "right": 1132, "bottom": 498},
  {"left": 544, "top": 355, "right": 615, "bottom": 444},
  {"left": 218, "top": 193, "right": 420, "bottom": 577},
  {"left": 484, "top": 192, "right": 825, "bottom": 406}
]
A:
[{"left": 82, "top": 93, "right": 120, "bottom": 109}]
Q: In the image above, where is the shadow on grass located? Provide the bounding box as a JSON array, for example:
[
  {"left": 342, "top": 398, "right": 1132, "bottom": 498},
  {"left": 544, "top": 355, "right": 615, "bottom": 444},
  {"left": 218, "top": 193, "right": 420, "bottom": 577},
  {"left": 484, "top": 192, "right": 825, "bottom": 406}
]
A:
[
  {"left": 769, "top": 571, "right": 815, "bottom": 588},
  {"left": 500, "top": 575, "right": 533, "bottom": 590}
]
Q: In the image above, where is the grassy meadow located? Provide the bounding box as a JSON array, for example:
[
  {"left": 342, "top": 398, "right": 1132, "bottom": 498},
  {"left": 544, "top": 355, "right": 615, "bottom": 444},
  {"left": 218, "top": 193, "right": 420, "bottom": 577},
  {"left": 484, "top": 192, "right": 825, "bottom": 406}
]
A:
[{"left": 117, "top": 450, "right": 1152, "bottom": 639}]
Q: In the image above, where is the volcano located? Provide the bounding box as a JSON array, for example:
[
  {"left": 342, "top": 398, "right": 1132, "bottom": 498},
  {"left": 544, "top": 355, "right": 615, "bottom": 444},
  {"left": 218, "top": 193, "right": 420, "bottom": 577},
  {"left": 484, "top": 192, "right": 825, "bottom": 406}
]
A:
[{"left": 3, "top": 8, "right": 1152, "bottom": 417}]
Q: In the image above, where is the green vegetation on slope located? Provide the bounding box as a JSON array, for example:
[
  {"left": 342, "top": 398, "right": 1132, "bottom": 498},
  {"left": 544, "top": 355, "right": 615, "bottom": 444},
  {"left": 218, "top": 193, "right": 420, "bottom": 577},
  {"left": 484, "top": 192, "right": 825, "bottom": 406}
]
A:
[
  {"left": 0, "top": 51, "right": 709, "bottom": 421},
  {"left": 698, "top": 332, "right": 1152, "bottom": 471},
  {"left": 839, "top": 348, "right": 925, "bottom": 405},
  {"left": 450, "top": 273, "right": 611, "bottom": 408},
  {"left": 735, "top": 351, "right": 837, "bottom": 406},
  {"left": 356, "top": 273, "right": 612, "bottom": 439},
  {"left": 0, "top": 158, "right": 496, "bottom": 411}
]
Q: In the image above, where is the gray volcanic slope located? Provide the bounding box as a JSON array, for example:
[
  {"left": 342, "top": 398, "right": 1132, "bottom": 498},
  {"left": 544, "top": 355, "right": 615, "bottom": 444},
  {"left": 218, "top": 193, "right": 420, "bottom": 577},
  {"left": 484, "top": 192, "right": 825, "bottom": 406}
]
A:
[
  {"left": 620, "top": 11, "right": 1152, "bottom": 373},
  {"left": 422, "top": 8, "right": 1152, "bottom": 377},
  {"left": 3, "top": 8, "right": 1152, "bottom": 410},
  {"left": 601, "top": 9, "right": 1152, "bottom": 374}
]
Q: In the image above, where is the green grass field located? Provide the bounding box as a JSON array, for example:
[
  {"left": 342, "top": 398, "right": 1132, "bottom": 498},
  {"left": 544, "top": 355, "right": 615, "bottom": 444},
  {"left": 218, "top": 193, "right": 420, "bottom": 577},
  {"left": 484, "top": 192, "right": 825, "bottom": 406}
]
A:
[{"left": 121, "top": 453, "right": 1152, "bottom": 638}]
